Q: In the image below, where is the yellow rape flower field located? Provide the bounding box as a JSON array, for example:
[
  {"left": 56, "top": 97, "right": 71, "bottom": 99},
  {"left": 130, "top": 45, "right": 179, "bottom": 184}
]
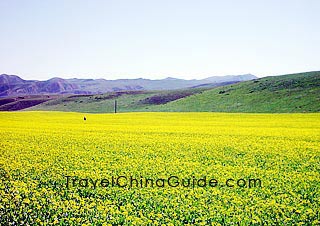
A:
[{"left": 0, "top": 111, "right": 319, "bottom": 225}]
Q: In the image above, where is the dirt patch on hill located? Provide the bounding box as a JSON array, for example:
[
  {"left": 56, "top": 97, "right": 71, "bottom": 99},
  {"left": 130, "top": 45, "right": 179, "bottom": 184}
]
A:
[
  {"left": 0, "top": 95, "right": 59, "bottom": 111},
  {"left": 139, "top": 92, "right": 196, "bottom": 105},
  {"left": 92, "top": 91, "right": 146, "bottom": 101}
]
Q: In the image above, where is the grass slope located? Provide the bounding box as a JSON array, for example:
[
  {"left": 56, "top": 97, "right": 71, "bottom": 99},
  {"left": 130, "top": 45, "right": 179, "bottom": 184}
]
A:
[
  {"left": 28, "top": 89, "right": 206, "bottom": 113},
  {"left": 151, "top": 71, "right": 320, "bottom": 113},
  {"left": 27, "top": 71, "right": 320, "bottom": 113}
]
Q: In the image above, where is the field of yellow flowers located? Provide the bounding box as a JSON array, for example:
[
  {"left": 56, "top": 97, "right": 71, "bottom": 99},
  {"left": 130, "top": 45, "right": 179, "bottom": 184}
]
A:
[{"left": 0, "top": 112, "right": 319, "bottom": 225}]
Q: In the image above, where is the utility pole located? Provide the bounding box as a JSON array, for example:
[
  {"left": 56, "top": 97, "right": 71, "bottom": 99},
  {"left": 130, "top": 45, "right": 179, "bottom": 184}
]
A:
[{"left": 114, "top": 100, "right": 117, "bottom": 113}]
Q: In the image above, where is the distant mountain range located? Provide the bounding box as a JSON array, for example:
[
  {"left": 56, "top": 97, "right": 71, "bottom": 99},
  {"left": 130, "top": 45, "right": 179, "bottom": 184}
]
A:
[{"left": 0, "top": 74, "right": 257, "bottom": 96}]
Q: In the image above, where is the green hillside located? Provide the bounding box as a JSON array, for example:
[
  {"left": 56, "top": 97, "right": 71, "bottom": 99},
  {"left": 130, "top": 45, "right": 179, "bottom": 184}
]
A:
[
  {"left": 27, "top": 89, "right": 207, "bottom": 113},
  {"left": 151, "top": 71, "right": 320, "bottom": 113},
  {"left": 27, "top": 71, "right": 320, "bottom": 113}
]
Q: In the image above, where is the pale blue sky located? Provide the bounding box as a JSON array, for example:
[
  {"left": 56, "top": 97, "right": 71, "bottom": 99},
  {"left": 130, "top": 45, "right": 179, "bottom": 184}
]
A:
[{"left": 0, "top": 0, "right": 319, "bottom": 80}]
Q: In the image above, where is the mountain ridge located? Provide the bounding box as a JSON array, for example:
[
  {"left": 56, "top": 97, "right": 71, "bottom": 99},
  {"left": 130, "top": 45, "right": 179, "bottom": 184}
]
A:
[
  {"left": 0, "top": 73, "right": 256, "bottom": 97},
  {"left": 0, "top": 71, "right": 318, "bottom": 112}
]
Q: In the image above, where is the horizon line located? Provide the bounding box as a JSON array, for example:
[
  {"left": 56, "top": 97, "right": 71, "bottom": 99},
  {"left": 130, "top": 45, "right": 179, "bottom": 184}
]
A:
[{"left": 1, "top": 70, "right": 320, "bottom": 81}]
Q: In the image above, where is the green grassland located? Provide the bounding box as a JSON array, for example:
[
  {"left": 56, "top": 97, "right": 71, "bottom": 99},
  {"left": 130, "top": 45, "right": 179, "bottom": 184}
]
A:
[
  {"left": 28, "top": 71, "right": 320, "bottom": 113},
  {"left": 26, "top": 88, "right": 206, "bottom": 113}
]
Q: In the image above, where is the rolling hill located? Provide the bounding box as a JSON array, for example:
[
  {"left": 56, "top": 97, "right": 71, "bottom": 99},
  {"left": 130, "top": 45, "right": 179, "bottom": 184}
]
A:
[
  {"left": 23, "top": 71, "right": 319, "bottom": 113},
  {"left": 151, "top": 71, "right": 320, "bottom": 113}
]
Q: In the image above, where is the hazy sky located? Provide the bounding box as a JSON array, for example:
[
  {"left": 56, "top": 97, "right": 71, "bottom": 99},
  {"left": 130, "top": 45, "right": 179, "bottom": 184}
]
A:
[{"left": 0, "top": 0, "right": 319, "bottom": 80}]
